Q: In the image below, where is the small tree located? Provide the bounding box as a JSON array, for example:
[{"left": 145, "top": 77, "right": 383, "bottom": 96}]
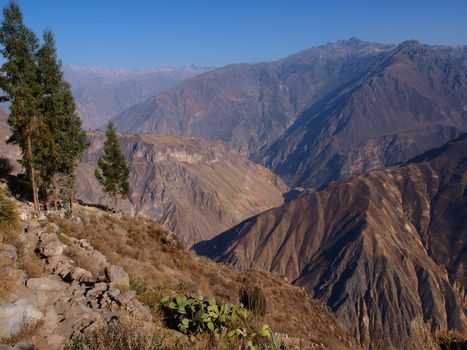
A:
[
  {"left": 95, "top": 123, "right": 130, "bottom": 211},
  {"left": 36, "top": 30, "right": 88, "bottom": 210},
  {"left": 0, "top": 1, "right": 40, "bottom": 210}
]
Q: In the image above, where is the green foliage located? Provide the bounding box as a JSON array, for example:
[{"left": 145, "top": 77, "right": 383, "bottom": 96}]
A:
[
  {"left": 95, "top": 122, "right": 130, "bottom": 210},
  {"left": 0, "top": 1, "right": 41, "bottom": 209},
  {"left": 239, "top": 285, "right": 267, "bottom": 317},
  {"left": 0, "top": 2, "right": 87, "bottom": 211},
  {"left": 160, "top": 292, "right": 281, "bottom": 349},
  {"left": 161, "top": 292, "right": 248, "bottom": 340},
  {"left": 0, "top": 187, "right": 18, "bottom": 234},
  {"left": 36, "top": 30, "right": 88, "bottom": 208}
]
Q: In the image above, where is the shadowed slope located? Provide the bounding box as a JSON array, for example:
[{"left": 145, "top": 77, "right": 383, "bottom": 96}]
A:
[{"left": 194, "top": 135, "right": 467, "bottom": 349}]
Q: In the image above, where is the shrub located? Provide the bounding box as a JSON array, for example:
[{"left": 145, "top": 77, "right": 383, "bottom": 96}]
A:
[
  {"left": 239, "top": 285, "right": 267, "bottom": 317},
  {"left": 160, "top": 292, "right": 281, "bottom": 349},
  {"left": 160, "top": 292, "right": 248, "bottom": 340},
  {"left": 0, "top": 187, "right": 19, "bottom": 235}
]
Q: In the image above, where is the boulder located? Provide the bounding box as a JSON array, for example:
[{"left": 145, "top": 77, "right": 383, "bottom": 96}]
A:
[
  {"left": 0, "top": 300, "right": 44, "bottom": 338},
  {"left": 71, "top": 267, "right": 93, "bottom": 282},
  {"left": 106, "top": 265, "right": 129, "bottom": 288},
  {"left": 126, "top": 299, "right": 152, "bottom": 320},
  {"left": 0, "top": 244, "right": 18, "bottom": 262},
  {"left": 108, "top": 287, "right": 120, "bottom": 299},
  {"left": 39, "top": 240, "right": 67, "bottom": 257},
  {"left": 0, "top": 345, "right": 37, "bottom": 350},
  {"left": 26, "top": 277, "right": 64, "bottom": 292},
  {"left": 46, "top": 255, "right": 74, "bottom": 277},
  {"left": 45, "top": 334, "right": 65, "bottom": 349},
  {"left": 117, "top": 290, "right": 136, "bottom": 305}
]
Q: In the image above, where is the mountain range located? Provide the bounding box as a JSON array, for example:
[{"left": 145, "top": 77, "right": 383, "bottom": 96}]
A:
[
  {"left": 75, "top": 132, "right": 286, "bottom": 245},
  {"left": 63, "top": 65, "right": 212, "bottom": 129},
  {"left": 111, "top": 38, "right": 467, "bottom": 191},
  {"left": 194, "top": 134, "right": 467, "bottom": 349},
  {"left": 1, "top": 38, "right": 466, "bottom": 349}
]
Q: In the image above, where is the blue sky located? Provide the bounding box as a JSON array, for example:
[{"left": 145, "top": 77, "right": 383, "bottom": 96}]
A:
[{"left": 1, "top": 0, "right": 467, "bottom": 68}]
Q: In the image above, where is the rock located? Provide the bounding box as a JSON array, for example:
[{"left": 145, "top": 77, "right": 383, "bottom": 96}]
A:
[
  {"left": 45, "top": 334, "right": 65, "bottom": 349},
  {"left": 106, "top": 265, "right": 129, "bottom": 288},
  {"left": 0, "top": 344, "right": 37, "bottom": 350},
  {"left": 26, "top": 277, "right": 64, "bottom": 292},
  {"left": 19, "top": 292, "right": 48, "bottom": 310},
  {"left": 43, "top": 307, "right": 59, "bottom": 333},
  {"left": 126, "top": 299, "right": 152, "bottom": 320},
  {"left": 108, "top": 287, "right": 120, "bottom": 299},
  {"left": 71, "top": 267, "right": 93, "bottom": 282},
  {"left": 46, "top": 255, "right": 74, "bottom": 277},
  {"left": 39, "top": 240, "right": 67, "bottom": 257},
  {"left": 117, "top": 290, "right": 136, "bottom": 305},
  {"left": 0, "top": 244, "right": 18, "bottom": 262},
  {"left": 86, "top": 282, "right": 108, "bottom": 298},
  {"left": 0, "top": 300, "right": 44, "bottom": 338}
]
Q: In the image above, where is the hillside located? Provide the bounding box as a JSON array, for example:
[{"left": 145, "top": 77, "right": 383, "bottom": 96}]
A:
[
  {"left": 0, "top": 111, "right": 286, "bottom": 245},
  {"left": 111, "top": 40, "right": 467, "bottom": 191},
  {"left": 112, "top": 38, "right": 393, "bottom": 154},
  {"left": 0, "top": 187, "right": 359, "bottom": 349},
  {"left": 259, "top": 40, "right": 467, "bottom": 188},
  {"left": 194, "top": 135, "right": 467, "bottom": 349},
  {"left": 75, "top": 132, "right": 287, "bottom": 245},
  {"left": 63, "top": 65, "right": 212, "bottom": 129}
]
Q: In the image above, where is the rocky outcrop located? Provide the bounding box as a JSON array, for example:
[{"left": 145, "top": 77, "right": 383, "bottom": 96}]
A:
[
  {"left": 0, "top": 203, "right": 151, "bottom": 349},
  {"left": 194, "top": 135, "right": 467, "bottom": 349},
  {"left": 75, "top": 132, "right": 287, "bottom": 245}
]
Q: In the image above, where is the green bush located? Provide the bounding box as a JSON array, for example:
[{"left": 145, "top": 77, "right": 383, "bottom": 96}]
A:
[
  {"left": 239, "top": 285, "right": 267, "bottom": 317},
  {"left": 0, "top": 187, "right": 19, "bottom": 235},
  {"left": 161, "top": 292, "right": 248, "bottom": 340}
]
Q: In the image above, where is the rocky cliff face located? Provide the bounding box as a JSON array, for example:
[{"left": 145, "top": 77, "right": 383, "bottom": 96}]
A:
[
  {"left": 63, "top": 65, "right": 212, "bottom": 129},
  {"left": 194, "top": 135, "right": 467, "bottom": 349},
  {"left": 258, "top": 40, "right": 467, "bottom": 189},
  {"left": 75, "top": 133, "right": 287, "bottom": 245},
  {"left": 112, "top": 39, "right": 393, "bottom": 154}
]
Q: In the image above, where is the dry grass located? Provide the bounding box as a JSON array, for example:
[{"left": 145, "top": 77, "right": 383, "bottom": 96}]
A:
[
  {"left": 14, "top": 239, "right": 45, "bottom": 278},
  {"left": 0, "top": 256, "right": 16, "bottom": 301},
  {"left": 63, "top": 316, "right": 164, "bottom": 350},
  {"left": 0, "top": 186, "right": 19, "bottom": 237},
  {"left": 0, "top": 319, "right": 42, "bottom": 347},
  {"left": 53, "top": 208, "right": 359, "bottom": 349}
]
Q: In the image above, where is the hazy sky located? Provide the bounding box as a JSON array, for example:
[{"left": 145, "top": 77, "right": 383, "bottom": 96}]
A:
[{"left": 1, "top": 0, "right": 466, "bottom": 68}]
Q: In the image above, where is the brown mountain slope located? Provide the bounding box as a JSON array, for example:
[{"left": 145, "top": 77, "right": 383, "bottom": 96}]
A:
[
  {"left": 63, "top": 65, "right": 211, "bottom": 129},
  {"left": 259, "top": 40, "right": 467, "bottom": 189},
  {"left": 112, "top": 38, "right": 392, "bottom": 154},
  {"left": 75, "top": 132, "right": 287, "bottom": 245},
  {"left": 194, "top": 135, "right": 467, "bottom": 349},
  {"left": 0, "top": 186, "right": 359, "bottom": 349}
]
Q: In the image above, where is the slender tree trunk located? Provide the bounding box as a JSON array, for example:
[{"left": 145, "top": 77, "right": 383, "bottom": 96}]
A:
[
  {"left": 52, "top": 173, "right": 58, "bottom": 210},
  {"left": 26, "top": 134, "right": 39, "bottom": 211},
  {"left": 69, "top": 184, "right": 74, "bottom": 215},
  {"left": 114, "top": 193, "right": 118, "bottom": 213}
]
